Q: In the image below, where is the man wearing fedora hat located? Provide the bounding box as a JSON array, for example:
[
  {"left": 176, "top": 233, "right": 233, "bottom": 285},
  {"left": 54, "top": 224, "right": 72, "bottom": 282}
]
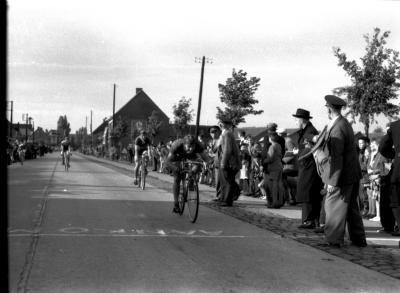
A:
[
  {"left": 292, "top": 108, "right": 324, "bottom": 229},
  {"left": 217, "top": 118, "right": 241, "bottom": 206},
  {"left": 318, "top": 95, "right": 366, "bottom": 247}
]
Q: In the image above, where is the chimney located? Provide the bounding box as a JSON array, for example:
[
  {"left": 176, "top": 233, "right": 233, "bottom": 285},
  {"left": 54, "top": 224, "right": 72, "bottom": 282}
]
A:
[{"left": 136, "top": 88, "right": 143, "bottom": 94}]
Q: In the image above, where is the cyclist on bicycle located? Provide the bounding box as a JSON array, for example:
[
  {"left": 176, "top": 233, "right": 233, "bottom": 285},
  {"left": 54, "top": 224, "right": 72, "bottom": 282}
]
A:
[
  {"left": 165, "top": 134, "right": 212, "bottom": 213},
  {"left": 60, "top": 136, "right": 71, "bottom": 166},
  {"left": 133, "top": 130, "right": 151, "bottom": 185}
]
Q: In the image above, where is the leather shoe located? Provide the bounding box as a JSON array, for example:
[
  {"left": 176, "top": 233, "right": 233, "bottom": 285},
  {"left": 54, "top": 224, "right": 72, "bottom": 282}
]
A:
[
  {"left": 219, "top": 202, "right": 232, "bottom": 207},
  {"left": 392, "top": 231, "right": 400, "bottom": 237},
  {"left": 319, "top": 242, "right": 341, "bottom": 248},
  {"left": 314, "top": 226, "right": 325, "bottom": 233},
  {"left": 351, "top": 241, "right": 367, "bottom": 247},
  {"left": 378, "top": 228, "right": 394, "bottom": 234},
  {"left": 298, "top": 222, "right": 315, "bottom": 229},
  {"left": 172, "top": 206, "right": 181, "bottom": 214}
]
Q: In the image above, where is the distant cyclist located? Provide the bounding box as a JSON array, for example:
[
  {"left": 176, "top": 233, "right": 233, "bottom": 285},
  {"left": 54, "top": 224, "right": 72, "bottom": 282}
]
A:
[
  {"left": 165, "top": 135, "right": 212, "bottom": 213},
  {"left": 134, "top": 130, "right": 151, "bottom": 185},
  {"left": 60, "top": 136, "right": 71, "bottom": 166}
]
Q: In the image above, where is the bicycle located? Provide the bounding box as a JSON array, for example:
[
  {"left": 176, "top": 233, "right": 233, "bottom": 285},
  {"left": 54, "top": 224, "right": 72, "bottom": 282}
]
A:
[
  {"left": 138, "top": 151, "right": 149, "bottom": 190},
  {"left": 178, "top": 160, "right": 203, "bottom": 223},
  {"left": 17, "top": 148, "right": 25, "bottom": 165}
]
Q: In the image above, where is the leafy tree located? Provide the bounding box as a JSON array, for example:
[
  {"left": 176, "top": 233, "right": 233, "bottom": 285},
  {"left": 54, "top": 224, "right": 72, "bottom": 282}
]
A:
[
  {"left": 216, "top": 69, "right": 263, "bottom": 127},
  {"left": 57, "top": 115, "right": 71, "bottom": 141},
  {"left": 147, "top": 110, "right": 163, "bottom": 142},
  {"left": 172, "top": 97, "right": 194, "bottom": 137},
  {"left": 109, "top": 116, "right": 128, "bottom": 145},
  {"left": 333, "top": 27, "right": 400, "bottom": 137}
]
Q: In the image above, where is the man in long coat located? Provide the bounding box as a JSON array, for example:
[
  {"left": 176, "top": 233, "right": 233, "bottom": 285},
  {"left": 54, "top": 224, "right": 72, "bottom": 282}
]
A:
[
  {"left": 218, "top": 119, "right": 241, "bottom": 206},
  {"left": 379, "top": 119, "right": 400, "bottom": 236},
  {"left": 318, "top": 95, "right": 367, "bottom": 247},
  {"left": 293, "top": 108, "right": 324, "bottom": 228}
]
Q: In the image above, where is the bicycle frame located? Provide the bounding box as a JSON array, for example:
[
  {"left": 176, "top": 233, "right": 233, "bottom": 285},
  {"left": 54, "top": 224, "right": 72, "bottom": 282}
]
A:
[
  {"left": 178, "top": 160, "right": 203, "bottom": 223},
  {"left": 138, "top": 153, "right": 149, "bottom": 189}
]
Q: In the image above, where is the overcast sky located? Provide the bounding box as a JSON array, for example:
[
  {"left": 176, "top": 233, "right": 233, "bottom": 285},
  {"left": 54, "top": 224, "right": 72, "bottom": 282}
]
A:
[{"left": 7, "top": 0, "right": 400, "bottom": 133}]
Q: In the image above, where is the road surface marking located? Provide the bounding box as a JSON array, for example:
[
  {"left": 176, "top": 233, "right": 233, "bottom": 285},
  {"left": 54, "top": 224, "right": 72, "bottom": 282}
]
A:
[{"left": 8, "top": 233, "right": 248, "bottom": 238}]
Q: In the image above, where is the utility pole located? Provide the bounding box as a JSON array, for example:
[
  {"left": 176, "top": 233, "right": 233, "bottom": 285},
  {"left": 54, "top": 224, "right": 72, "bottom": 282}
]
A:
[
  {"left": 9, "top": 101, "right": 13, "bottom": 138},
  {"left": 24, "top": 113, "right": 28, "bottom": 142},
  {"left": 113, "top": 83, "right": 116, "bottom": 130},
  {"left": 194, "top": 56, "right": 213, "bottom": 138},
  {"left": 90, "top": 110, "right": 93, "bottom": 149}
]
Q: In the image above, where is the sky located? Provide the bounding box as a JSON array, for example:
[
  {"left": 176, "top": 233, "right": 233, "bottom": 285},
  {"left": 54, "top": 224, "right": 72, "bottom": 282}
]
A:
[{"left": 7, "top": 0, "right": 400, "bottom": 134}]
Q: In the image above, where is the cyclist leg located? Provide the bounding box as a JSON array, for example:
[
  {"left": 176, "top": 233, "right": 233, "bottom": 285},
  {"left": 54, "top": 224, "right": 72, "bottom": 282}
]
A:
[
  {"left": 134, "top": 153, "right": 141, "bottom": 185},
  {"left": 166, "top": 161, "right": 182, "bottom": 212}
]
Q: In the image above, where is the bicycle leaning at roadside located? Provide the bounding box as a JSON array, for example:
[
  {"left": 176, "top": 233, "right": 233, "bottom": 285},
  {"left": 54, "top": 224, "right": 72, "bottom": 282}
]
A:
[
  {"left": 165, "top": 135, "right": 212, "bottom": 214},
  {"left": 133, "top": 130, "right": 151, "bottom": 186}
]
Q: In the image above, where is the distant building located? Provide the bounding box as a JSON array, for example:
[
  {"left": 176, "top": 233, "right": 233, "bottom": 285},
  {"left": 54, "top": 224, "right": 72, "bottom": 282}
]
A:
[{"left": 93, "top": 88, "right": 174, "bottom": 147}]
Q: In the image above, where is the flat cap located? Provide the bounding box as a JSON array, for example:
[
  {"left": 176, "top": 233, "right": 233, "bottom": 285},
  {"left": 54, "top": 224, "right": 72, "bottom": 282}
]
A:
[
  {"left": 325, "top": 95, "right": 346, "bottom": 108},
  {"left": 266, "top": 122, "right": 278, "bottom": 131}
]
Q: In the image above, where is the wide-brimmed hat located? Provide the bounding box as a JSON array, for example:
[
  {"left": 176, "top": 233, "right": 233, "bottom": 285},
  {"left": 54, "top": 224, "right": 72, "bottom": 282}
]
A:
[
  {"left": 292, "top": 108, "right": 312, "bottom": 119},
  {"left": 208, "top": 125, "right": 221, "bottom": 133}
]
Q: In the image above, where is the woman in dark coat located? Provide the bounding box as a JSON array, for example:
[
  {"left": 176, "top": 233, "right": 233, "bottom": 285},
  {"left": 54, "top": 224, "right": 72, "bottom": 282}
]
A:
[{"left": 297, "top": 136, "right": 324, "bottom": 228}]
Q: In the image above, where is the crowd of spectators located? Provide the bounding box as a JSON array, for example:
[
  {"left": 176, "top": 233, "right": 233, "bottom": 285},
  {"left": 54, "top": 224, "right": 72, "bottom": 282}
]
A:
[{"left": 6, "top": 137, "right": 52, "bottom": 165}]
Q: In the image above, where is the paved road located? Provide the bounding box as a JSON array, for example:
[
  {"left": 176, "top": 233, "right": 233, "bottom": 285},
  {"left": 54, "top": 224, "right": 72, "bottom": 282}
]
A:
[{"left": 8, "top": 153, "right": 400, "bottom": 292}]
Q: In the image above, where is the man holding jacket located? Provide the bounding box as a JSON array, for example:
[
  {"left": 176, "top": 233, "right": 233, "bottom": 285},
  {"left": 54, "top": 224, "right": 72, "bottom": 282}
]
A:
[{"left": 318, "top": 95, "right": 367, "bottom": 247}]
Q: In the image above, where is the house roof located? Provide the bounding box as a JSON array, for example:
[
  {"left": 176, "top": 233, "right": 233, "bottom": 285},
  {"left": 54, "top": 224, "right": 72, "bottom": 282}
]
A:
[{"left": 92, "top": 89, "right": 169, "bottom": 135}]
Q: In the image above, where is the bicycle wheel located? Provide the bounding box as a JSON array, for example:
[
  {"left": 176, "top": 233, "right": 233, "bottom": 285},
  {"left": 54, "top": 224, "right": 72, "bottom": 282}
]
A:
[
  {"left": 186, "top": 178, "right": 199, "bottom": 223},
  {"left": 65, "top": 155, "right": 69, "bottom": 171},
  {"left": 141, "top": 163, "right": 146, "bottom": 190},
  {"left": 178, "top": 179, "right": 185, "bottom": 215}
]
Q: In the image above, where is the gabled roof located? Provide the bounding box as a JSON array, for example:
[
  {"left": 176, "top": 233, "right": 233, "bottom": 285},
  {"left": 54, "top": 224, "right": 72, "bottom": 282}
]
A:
[{"left": 92, "top": 89, "right": 169, "bottom": 135}]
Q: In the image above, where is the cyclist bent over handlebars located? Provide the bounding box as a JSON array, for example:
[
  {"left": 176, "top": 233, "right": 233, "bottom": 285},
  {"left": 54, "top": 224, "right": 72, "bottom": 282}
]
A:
[
  {"left": 165, "top": 135, "right": 212, "bottom": 213},
  {"left": 134, "top": 130, "right": 151, "bottom": 185}
]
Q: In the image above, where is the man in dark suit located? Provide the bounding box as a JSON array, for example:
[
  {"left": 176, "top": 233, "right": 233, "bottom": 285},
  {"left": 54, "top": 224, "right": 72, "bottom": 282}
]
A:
[
  {"left": 209, "top": 125, "right": 222, "bottom": 201},
  {"left": 379, "top": 119, "right": 400, "bottom": 236},
  {"left": 218, "top": 119, "right": 241, "bottom": 206},
  {"left": 292, "top": 108, "right": 324, "bottom": 229},
  {"left": 319, "top": 95, "right": 367, "bottom": 247}
]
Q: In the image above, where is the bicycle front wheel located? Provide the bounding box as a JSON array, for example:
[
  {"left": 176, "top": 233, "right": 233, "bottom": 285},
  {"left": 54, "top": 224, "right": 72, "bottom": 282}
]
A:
[
  {"left": 186, "top": 179, "right": 199, "bottom": 223},
  {"left": 178, "top": 180, "right": 185, "bottom": 215},
  {"left": 140, "top": 164, "right": 146, "bottom": 190}
]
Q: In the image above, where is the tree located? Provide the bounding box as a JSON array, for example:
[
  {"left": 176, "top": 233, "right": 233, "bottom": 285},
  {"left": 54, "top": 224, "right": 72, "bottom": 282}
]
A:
[
  {"left": 147, "top": 110, "right": 163, "bottom": 142},
  {"left": 216, "top": 69, "right": 263, "bottom": 127},
  {"left": 109, "top": 116, "right": 128, "bottom": 145},
  {"left": 57, "top": 115, "right": 71, "bottom": 141},
  {"left": 333, "top": 27, "right": 400, "bottom": 137},
  {"left": 172, "top": 97, "right": 194, "bottom": 138}
]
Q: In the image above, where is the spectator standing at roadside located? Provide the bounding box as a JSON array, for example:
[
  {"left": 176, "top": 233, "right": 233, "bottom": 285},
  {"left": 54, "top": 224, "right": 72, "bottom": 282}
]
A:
[
  {"left": 239, "top": 144, "right": 252, "bottom": 196},
  {"left": 209, "top": 125, "right": 222, "bottom": 201},
  {"left": 127, "top": 143, "right": 134, "bottom": 164},
  {"left": 366, "top": 138, "right": 391, "bottom": 222},
  {"left": 379, "top": 119, "right": 400, "bottom": 236},
  {"left": 358, "top": 136, "right": 371, "bottom": 217},
  {"left": 218, "top": 119, "right": 241, "bottom": 206},
  {"left": 317, "top": 95, "right": 366, "bottom": 247},
  {"left": 282, "top": 137, "right": 298, "bottom": 205},
  {"left": 261, "top": 132, "right": 285, "bottom": 208},
  {"left": 292, "top": 108, "right": 323, "bottom": 229}
]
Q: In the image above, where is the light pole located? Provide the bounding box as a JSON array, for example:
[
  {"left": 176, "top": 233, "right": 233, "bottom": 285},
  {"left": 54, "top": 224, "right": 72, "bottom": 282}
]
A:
[
  {"left": 194, "top": 56, "right": 213, "bottom": 138},
  {"left": 7, "top": 101, "right": 13, "bottom": 138}
]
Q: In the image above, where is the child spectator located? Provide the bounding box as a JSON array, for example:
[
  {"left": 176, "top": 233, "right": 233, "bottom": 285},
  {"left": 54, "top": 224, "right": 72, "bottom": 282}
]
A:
[{"left": 239, "top": 144, "right": 252, "bottom": 196}]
